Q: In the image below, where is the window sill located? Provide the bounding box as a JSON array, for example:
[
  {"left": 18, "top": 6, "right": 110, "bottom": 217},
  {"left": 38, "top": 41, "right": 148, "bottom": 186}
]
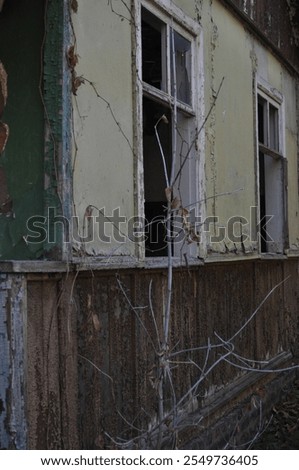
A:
[
  {"left": 0, "top": 256, "right": 204, "bottom": 273},
  {"left": 0, "top": 250, "right": 297, "bottom": 274},
  {"left": 259, "top": 253, "right": 288, "bottom": 260}
]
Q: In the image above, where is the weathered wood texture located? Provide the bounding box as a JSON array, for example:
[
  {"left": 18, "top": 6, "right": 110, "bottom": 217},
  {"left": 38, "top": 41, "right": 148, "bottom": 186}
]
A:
[
  {"left": 26, "top": 277, "right": 78, "bottom": 449},
  {"left": 26, "top": 259, "right": 299, "bottom": 449},
  {"left": 228, "top": 0, "right": 299, "bottom": 71},
  {"left": 0, "top": 274, "right": 26, "bottom": 449}
]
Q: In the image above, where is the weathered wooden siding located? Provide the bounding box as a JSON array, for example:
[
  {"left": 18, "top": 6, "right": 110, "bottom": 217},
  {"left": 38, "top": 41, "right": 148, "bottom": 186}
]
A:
[
  {"left": 26, "top": 276, "right": 78, "bottom": 449},
  {"left": 25, "top": 259, "right": 299, "bottom": 449},
  {"left": 0, "top": 274, "right": 26, "bottom": 449},
  {"left": 226, "top": 0, "right": 299, "bottom": 71}
]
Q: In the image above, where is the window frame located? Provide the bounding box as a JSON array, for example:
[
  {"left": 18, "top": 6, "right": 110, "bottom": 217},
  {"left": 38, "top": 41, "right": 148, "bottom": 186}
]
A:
[
  {"left": 256, "top": 82, "right": 288, "bottom": 255},
  {"left": 133, "top": 0, "right": 205, "bottom": 261}
]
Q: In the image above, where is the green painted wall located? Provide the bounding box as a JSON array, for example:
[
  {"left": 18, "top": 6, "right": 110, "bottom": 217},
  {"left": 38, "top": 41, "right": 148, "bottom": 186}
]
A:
[{"left": 0, "top": 0, "right": 45, "bottom": 259}]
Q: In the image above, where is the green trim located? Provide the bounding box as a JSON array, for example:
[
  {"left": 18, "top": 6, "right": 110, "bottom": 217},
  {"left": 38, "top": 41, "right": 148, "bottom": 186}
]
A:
[
  {"left": 0, "top": 0, "right": 72, "bottom": 260},
  {"left": 43, "top": 0, "right": 71, "bottom": 259},
  {"left": 0, "top": 0, "right": 45, "bottom": 259}
]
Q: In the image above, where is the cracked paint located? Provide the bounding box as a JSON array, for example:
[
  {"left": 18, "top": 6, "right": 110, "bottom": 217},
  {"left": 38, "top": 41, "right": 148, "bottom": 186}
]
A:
[{"left": 0, "top": 61, "right": 12, "bottom": 216}]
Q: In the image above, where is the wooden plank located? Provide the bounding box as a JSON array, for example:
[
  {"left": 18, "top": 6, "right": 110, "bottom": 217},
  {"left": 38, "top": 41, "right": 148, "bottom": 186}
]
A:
[
  {"left": 0, "top": 261, "right": 72, "bottom": 273},
  {"left": 58, "top": 276, "right": 79, "bottom": 449},
  {"left": 27, "top": 281, "right": 61, "bottom": 449},
  {"left": 22, "top": 258, "right": 298, "bottom": 448},
  {"left": 0, "top": 274, "right": 27, "bottom": 449}
]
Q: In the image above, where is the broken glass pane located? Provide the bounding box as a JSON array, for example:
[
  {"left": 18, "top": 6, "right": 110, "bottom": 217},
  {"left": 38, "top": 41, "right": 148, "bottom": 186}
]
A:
[
  {"left": 171, "top": 30, "right": 191, "bottom": 105},
  {"left": 269, "top": 103, "right": 279, "bottom": 151}
]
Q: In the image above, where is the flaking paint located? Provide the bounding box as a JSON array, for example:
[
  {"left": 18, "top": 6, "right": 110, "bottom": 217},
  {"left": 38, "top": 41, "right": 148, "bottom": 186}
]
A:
[
  {"left": 72, "top": 0, "right": 135, "bottom": 256},
  {"left": 71, "top": 0, "right": 298, "bottom": 259}
]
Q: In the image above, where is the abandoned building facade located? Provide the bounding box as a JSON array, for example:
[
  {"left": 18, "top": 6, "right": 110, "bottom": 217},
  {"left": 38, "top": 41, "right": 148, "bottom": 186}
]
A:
[{"left": 0, "top": 0, "right": 299, "bottom": 449}]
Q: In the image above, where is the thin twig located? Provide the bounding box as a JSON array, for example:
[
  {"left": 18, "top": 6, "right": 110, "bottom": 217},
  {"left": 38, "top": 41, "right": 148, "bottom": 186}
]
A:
[
  {"left": 154, "top": 116, "right": 170, "bottom": 188},
  {"left": 108, "top": 0, "right": 133, "bottom": 23},
  {"left": 78, "top": 354, "right": 114, "bottom": 382},
  {"left": 223, "top": 357, "right": 299, "bottom": 374},
  {"left": 228, "top": 277, "right": 290, "bottom": 343},
  {"left": 116, "top": 276, "right": 158, "bottom": 354},
  {"left": 116, "top": 410, "right": 145, "bottom": 434},
  {"left": 149, "top": 280, "right": 161, "bottom": 348},
  {"left": 172, "top": 76, "right": 225, "bottom": 187},
  {"left": 83, "top": 77, "right": 134, "bottom": 153}
]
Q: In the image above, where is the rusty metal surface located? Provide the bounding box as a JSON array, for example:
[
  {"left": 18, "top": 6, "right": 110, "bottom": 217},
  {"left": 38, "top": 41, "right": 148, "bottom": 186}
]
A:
[
  {"left": 225, "top": 0, "right": 299, "bottom": 72},
  {"left": 26, "top": 259, "right": 299, "bottom": 449}
]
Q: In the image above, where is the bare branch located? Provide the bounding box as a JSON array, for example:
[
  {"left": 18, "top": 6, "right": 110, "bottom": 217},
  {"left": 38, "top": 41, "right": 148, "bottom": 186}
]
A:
[
  {"left": 172, "top": 76, "right": 225, "bottom": 187},
  {"left": 116, "top": 410, "right": 145, "bottom": 434},
  {"left": 82, "top": 77, "right": 134, "bottom": 153},
  {"left": 223, "top": 357, "right": 299, "bottom": 374},
  {"left": 228, "top": 277, "right": 290, "bottom": 343},
  {"left": 116, "top": 276, "right": 158, "bottom": 354},
  {"left": 183, "top": 187, "right": 244, "bottom": 211},
  {"left": 149, "top": 280, "right": 161, "bottom": 348},
  {"left": 108, "top": 0, "right": 133, "bottom": 23},
  {"left": 154, "top": 116, "right": 170, "bottom": 188},
  {"left": 78, "top": 354, "right": 113, "bottom": 383},
  {"left": 169, "top": 343, "right": 222, "bottom": 358}
]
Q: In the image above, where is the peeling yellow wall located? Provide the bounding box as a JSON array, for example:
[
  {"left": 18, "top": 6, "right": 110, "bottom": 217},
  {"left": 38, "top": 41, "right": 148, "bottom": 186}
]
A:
[
  {"left": 202, "top": 0, "right": 257, "bottom": 255},
  {"left": 201, "top": 0, "right": 299, "bottom": 257},
  {"left": 282, "top": 70, "right": 299, "bottom": 253},
  {"left": 71, "top": 0, "right": 299, "bottom": 260},
  {"left": 72, "top": 0, "right": 135, "bottom": 256}
]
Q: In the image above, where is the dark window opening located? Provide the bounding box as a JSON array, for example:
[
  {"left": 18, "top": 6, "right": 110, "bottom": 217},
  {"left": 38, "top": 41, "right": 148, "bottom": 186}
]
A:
[
  {"left": 258, "top": 152, "right": 267, "bottom": 253},
  {"left": 257, "top": 92, "right": 285, "bottom": 254},
  {"left": 258, "top": 98, "right": 265, "bottom": 144},
  {"left": 141, "top": 8, "right": 164, "bottom": 90},
  {"left": 143, "top": 97, "right": 172, "bottom": 256},
  {"left": 141, "top": 7, "right": 197, "bottom": 258},
  {"left": 269, "top": 103, "right": 279, "bottom": 151}
]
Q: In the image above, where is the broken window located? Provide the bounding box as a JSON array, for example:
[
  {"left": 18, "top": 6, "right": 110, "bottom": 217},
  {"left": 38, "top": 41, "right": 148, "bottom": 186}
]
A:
[
  {"left": 257, "top": 90, "right": 286, "bottom": 254},
  {"left": 140, "top": 2, "right": 202, "bottom": 258}
]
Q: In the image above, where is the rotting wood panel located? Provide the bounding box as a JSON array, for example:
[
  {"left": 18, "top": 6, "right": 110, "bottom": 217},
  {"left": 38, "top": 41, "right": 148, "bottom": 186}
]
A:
[
  {"left": 0, "top": 274, "right": 26, "bottom": 449},
  {"left": 58, "top": 276, "right": 79, "bottom": 450},
  {"left": 26, "top": 278, "right": 79, "bottom": 449},
  {"left": 27, "top": 281, "right": 61, "bottom": 449},
  {"left": 77, "top": 274, "right": 138, "bottom": 449},
  {"left": 43, "top": 0, "right": 73, "bottom": 260},
  {"left": 25, "top": 259, "right": 299, "bottom": 449}
]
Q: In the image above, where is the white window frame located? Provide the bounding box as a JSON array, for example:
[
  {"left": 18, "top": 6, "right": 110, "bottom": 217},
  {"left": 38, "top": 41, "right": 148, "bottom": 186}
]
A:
[
  {"left": 256, "top": 80, "right": 287, "bottom": 254},
  {"left": 133, "top": 0, "right": 205, "bottom": 261}
]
